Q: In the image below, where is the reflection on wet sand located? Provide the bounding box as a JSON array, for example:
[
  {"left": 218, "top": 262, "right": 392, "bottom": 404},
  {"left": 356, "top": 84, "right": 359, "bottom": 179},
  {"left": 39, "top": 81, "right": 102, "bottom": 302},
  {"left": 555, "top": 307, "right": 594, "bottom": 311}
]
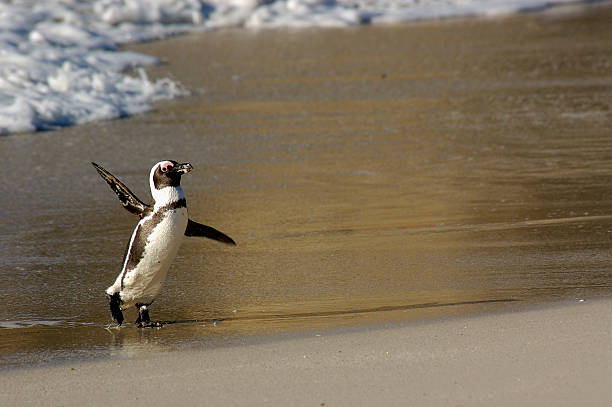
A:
[{"left": 2, "top": 6, "right": 612, "bottom": 368}]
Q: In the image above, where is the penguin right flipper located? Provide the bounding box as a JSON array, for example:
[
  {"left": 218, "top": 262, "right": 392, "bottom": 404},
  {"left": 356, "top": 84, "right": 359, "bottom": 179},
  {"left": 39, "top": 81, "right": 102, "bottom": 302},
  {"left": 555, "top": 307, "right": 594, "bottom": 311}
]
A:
[
  {"left": 92, "top": 162, "right": 151, "bottom": 217},
  {"left": 185, "top": 219, "right": 237, "bottom": 245}
]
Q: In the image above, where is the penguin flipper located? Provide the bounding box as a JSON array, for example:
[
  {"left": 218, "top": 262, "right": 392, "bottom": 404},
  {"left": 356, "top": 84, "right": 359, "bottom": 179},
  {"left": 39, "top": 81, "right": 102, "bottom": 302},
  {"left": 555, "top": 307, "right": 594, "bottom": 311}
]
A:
[
  {"left": 185, "top": 219, "right": 236, "bottom": 245},
  {"left": 92, "top": 162, "right": 151, "bottom": 217}
]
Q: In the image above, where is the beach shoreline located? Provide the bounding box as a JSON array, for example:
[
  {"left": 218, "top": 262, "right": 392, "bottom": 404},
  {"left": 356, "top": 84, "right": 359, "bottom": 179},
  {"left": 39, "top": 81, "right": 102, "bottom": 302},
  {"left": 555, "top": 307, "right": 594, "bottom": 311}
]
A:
[{"left": 3, "top": 298, "right": 611, "bottom": 406}]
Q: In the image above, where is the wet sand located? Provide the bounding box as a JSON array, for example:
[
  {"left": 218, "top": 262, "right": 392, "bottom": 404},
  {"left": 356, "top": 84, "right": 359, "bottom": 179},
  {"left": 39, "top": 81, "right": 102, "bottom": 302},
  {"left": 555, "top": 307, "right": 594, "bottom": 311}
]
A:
[
  {"left": 1, "top": 2, "right": 612, "bottom": 381},
  {"left": 3, "top": 299, "right": 612, "bottom": 406}
]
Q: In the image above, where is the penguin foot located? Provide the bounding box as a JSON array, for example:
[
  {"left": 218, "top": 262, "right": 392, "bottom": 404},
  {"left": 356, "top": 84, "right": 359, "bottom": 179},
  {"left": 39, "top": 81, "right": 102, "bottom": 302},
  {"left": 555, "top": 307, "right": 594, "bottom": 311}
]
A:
[
  {"left": 135, "top": 304, "right": 153, "bottom": 327},
  {"left": 136, "top": 321, "right": 164, "bottom": 328},
  {"left": 108, "top": 293, "right": 124, "bottom": 326}
]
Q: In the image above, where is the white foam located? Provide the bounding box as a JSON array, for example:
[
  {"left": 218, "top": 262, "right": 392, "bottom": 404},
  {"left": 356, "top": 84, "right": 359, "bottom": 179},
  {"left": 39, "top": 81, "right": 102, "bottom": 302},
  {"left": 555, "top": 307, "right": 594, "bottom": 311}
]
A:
[
  {"left": 0, "top": 0, "right": 187, "bottom": 135},
  {"left": 0, "top": 0, "right": 595, "bottom": 134}
]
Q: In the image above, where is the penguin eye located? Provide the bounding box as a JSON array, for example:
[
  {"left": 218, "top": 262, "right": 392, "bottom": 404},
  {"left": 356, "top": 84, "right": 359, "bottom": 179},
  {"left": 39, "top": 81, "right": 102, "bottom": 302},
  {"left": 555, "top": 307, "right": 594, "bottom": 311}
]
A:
[{"left": 160, "top": 163, "right": 173, "bottom": 173}]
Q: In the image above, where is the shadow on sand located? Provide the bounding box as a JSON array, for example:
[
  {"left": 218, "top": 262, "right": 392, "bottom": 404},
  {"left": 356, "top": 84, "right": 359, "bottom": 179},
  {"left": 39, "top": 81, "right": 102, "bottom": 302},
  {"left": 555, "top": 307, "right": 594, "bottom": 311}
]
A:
[{"left": 143, "top": 298, "right": 519, "bottom": 328}]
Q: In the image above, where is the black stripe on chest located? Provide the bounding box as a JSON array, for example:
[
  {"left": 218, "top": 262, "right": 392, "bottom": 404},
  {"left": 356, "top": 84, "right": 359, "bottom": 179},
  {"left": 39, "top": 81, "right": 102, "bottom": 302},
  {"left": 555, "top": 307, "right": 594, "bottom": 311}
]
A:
[{"left": 120, "top": 199, "right": 186, "bottom": 288}]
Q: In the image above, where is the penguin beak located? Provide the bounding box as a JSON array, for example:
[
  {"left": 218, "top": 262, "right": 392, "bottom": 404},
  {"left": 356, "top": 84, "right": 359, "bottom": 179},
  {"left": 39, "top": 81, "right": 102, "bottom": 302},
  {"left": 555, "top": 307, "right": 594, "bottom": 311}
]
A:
[{"left": 172, "top": 162, "right": 193, "bottom": 175}]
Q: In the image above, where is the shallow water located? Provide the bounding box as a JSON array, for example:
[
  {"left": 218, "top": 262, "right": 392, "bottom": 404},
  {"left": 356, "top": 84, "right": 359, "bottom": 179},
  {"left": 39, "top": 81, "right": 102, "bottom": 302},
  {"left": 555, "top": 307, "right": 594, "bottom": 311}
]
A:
[{"left": 2, "top": 6, "right": 612, "bottom": 369}]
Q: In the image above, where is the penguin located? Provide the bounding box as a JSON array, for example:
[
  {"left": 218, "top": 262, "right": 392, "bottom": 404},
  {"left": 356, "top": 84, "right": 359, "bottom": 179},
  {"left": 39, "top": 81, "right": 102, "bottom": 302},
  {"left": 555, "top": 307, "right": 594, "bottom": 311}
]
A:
[{"left": 92, "top": 161, "right": 236, "bottom": 327}]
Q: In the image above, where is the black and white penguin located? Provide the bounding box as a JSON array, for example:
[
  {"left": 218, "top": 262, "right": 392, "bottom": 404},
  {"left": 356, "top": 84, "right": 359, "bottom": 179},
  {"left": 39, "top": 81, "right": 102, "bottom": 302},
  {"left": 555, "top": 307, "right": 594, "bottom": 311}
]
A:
[{"left": 92, "top": 161, "right": 236, "bottom": 327}]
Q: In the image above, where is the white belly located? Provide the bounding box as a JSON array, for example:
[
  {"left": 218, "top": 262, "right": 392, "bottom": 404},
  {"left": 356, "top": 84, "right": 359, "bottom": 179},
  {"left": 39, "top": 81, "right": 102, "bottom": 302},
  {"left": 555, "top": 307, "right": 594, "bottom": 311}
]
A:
[{"left": 107, "top": 207, "right": 188, "bottom": 309}]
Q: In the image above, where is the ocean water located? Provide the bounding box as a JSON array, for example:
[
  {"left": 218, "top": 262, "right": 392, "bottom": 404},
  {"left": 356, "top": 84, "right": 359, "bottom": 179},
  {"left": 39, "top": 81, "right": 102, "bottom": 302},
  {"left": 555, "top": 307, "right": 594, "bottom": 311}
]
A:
[{"left": 0, "top": 0, "right": 600, "bottom": 134}]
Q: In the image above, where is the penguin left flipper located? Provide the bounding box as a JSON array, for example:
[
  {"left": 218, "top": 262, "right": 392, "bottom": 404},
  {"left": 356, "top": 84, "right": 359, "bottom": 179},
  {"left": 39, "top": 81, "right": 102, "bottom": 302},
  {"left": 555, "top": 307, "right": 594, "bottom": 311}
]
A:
[
  {"left": 185, "top": 219, "right": 236, "bottom": 245},
  {"left": 92, "top": 162, "right": 151, "bottom": 217}
]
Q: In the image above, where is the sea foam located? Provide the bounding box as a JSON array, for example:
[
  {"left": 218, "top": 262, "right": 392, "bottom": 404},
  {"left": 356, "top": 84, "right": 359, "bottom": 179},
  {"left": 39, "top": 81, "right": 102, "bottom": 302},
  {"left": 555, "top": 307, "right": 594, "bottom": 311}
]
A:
[{"left": 0, "top": 0, "right": 591, "bottom": 134}]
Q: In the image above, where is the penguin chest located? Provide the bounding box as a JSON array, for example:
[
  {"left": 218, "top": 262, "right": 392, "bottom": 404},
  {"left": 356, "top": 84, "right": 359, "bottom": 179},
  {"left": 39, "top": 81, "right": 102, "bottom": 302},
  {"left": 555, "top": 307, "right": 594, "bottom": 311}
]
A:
[
  {"left": 138, "top": 208, "right": 187, "bottom": 272},
  {"left": 118, "top": 207, "right": 188, "bottom": 305}
]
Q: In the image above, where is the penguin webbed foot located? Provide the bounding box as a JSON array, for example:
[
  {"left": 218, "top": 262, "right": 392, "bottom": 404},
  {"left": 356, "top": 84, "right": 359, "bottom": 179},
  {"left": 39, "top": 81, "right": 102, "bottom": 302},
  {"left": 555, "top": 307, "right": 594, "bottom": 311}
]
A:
[
  {"left": 136, "top": 321, "right": 164, "bottom": 328},
  {"left": 135, "top": 304, "right": 162, "bottom": 328}
]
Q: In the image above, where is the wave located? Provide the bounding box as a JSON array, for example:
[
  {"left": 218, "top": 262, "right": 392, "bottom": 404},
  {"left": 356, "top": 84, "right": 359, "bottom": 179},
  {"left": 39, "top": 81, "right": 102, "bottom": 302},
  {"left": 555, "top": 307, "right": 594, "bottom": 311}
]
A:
[{"left": 0, "top": 0, "right": 597, "bottom": 135}]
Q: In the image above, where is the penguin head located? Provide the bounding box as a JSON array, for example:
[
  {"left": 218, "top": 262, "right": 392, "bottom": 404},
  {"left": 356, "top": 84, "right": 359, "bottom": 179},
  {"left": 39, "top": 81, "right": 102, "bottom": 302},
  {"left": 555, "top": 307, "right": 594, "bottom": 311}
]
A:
[{"left": 150, "top": 160, "right": 193, "bottom": 190}]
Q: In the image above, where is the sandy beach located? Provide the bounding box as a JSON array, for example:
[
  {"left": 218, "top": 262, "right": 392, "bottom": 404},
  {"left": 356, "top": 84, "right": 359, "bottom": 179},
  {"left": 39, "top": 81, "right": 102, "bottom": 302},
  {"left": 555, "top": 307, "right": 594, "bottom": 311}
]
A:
[
  {"left": 3, "top": 298, "right": 611, "bottom": 406},
  {"left": 2, "top": 3, "right": 612, "bottom": 404}
]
